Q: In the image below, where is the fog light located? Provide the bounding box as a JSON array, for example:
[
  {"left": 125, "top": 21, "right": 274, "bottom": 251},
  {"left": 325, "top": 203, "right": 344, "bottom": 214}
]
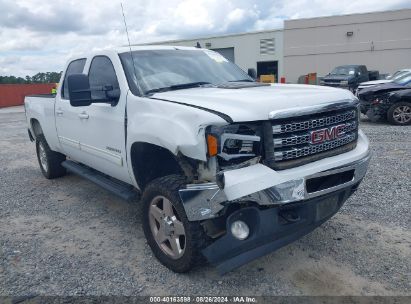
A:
[{"left": 231, "top": 220, "right": 250, "bottom": 240}]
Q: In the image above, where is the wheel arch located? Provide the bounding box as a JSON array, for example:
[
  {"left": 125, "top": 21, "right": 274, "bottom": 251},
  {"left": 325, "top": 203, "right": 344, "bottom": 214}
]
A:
[
  {"left": 130, "top": 142, "right": 197, "bottom": 190},
  {"left": 30, "top": 118, "right": 43, "bottom": 139}
]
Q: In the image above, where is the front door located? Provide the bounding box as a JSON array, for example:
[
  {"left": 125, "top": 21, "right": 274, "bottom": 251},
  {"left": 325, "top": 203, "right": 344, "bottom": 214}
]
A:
[{"left": 75, "top": 55, "right": 131, "bottom": 183}]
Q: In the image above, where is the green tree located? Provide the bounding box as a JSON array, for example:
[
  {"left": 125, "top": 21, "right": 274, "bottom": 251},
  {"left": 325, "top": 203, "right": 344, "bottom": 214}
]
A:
[{"left": 0, "top": 72, "right": 62, "bottom": 84}]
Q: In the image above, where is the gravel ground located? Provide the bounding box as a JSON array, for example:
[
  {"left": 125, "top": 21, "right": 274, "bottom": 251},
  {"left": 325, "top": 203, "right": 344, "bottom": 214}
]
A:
[{"left": 0, "top": 106, "right": 410, "bottom": 296}]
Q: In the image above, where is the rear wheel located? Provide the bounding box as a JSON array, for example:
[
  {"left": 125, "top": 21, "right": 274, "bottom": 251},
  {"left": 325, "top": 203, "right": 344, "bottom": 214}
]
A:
[
  {"left": 36, "top": 135, "right": 66, "bottom": 179},
  {"left": 387, "top": 102, "right": 411, "bottom": 125},
  {"left": 141, "top": 175, "right": 209, "bottom": 272}
]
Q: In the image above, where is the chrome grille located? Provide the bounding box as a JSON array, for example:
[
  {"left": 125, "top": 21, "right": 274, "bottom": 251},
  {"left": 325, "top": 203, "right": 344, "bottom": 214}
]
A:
[
  {"left": 269, "top": 107, "right": 359, "bottom": 169},
  {"left": 273, "top": 121, "right": 357, "bottom": 148},
  {"left": 274, "top": 133, "right": 356, "bottom": 161},
  {"left": 272, "top": 110, "right": 356, "bottom": 134}
]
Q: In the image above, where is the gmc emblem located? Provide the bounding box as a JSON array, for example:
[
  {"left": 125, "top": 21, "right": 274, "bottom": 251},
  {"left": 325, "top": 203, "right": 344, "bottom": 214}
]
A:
[{"left": 310, "top": 124, "right": 346, "bottom": 144}]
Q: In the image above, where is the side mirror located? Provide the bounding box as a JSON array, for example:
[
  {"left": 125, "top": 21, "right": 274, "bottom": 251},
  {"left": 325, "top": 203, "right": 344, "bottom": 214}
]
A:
[
  {"left": 247, "top": 68, "right": 257, "bottom": 80},
  {"left": 104, "top": 86, "right": 121, "bottom": 100},
  {"left": 68, "top": 74, "right": 92, "bottom": 107}
]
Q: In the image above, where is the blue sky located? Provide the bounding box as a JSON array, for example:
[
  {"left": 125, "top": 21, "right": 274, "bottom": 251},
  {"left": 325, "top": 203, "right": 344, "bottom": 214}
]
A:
[{"left": 1, "top": 0, "right": 410, "bottom": 76}]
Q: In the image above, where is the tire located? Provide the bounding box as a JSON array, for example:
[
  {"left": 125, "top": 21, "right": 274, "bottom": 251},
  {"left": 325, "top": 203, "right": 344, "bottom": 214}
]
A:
[
  {"left": 36, "top": 135, "right": 66, "bottom": 179},
  {"left": 387, "top": 102, "right": 411, "bottom": 125},
  {"left": 141, "top": 175, "right": 209, "bottom": 272}
]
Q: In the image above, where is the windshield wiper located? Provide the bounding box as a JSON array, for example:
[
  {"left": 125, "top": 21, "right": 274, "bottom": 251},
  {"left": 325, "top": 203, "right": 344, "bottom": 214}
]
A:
[
  {"left": 228, "top": 79, "right": 254, "bottom": 82},
  {"left": 145, "top": 82, "right": 211, "bottom": 95}
]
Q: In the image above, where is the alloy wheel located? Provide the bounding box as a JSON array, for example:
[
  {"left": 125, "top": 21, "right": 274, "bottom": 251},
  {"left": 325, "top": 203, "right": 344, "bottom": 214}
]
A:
[
  {"left": 38, "top": 142, "right": 48, "bottom": 172},
  {"left": 393, "top": 105, "right": 411, "bottom": 124},
  {"left": 149, "top": 196, "right": 186, "bottom": 259}
]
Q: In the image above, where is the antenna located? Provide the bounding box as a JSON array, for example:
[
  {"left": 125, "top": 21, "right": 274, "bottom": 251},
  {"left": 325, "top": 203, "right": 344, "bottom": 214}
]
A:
[{"left": 121, "top": 3, "right": 138, "bottom": 82}]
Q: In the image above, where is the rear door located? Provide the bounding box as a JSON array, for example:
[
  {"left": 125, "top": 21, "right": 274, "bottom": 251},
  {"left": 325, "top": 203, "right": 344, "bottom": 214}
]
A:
[
  {"left": 75, "top": 55, "right": 131, "bottom": 183},
  {"left": 55, "top": 58, "right": 87, "bottom": 161}
]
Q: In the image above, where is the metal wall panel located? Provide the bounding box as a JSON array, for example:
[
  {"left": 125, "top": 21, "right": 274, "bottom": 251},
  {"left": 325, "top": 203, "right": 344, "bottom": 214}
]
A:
[{"left": 0, "top": 84, "right": 56, "bottom": 107}]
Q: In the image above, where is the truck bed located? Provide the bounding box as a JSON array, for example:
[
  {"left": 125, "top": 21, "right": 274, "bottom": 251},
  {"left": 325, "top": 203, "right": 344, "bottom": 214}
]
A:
[
  {"left": 24, "top": 94, "right": 60, "bottom": 151},
  {"left": 26, "top": 94, "right": 56, "bottom": 98}
]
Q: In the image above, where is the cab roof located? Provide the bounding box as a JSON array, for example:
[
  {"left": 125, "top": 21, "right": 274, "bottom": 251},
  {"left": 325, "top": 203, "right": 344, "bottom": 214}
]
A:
[{"left": 113, "top": 45, "right": 200, "bottom": 54}]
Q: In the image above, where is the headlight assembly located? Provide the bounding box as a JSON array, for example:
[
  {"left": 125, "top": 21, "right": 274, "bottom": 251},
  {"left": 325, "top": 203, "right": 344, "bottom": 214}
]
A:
[{"left": 206, "top": 124, "right": 261, "bottom": 164}]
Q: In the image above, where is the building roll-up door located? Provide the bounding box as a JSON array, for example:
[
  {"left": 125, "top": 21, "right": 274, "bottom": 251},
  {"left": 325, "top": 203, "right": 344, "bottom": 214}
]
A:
[{"left": 211, "top": 47, "right": 235, "bottom": 63}]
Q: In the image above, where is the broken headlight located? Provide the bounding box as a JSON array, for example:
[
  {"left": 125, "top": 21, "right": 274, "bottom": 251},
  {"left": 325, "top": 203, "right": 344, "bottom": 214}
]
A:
[{"left": 206, "top": 124, "right": 261, "bottom": 165}]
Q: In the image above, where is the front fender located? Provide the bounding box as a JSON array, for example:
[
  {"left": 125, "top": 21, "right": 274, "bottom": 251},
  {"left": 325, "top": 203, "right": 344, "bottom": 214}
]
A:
[{"left": 126, "top": 95, "right": 227, "bottom": 162}]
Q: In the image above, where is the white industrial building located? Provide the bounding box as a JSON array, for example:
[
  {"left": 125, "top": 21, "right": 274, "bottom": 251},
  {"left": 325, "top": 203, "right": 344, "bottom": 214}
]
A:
[
  {"left": 284, "top": 9, "right": 411, "bottom": 83},
  {"left": 143, "top": 8, "right": 411, "bottom": 83}
]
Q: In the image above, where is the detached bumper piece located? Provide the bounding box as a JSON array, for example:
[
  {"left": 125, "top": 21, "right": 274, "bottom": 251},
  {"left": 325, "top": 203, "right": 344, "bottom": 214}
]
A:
[{"left": 202, "top": 186, "right": 356, "bottom": 275}]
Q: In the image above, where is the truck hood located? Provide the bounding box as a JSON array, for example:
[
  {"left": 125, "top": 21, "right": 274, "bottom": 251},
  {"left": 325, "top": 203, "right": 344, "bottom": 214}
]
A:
[{"left": 151, "top": 84, "right": 355, "bottom": 122}]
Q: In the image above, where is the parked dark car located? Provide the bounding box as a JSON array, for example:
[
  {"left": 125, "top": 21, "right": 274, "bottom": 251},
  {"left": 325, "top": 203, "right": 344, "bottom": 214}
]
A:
[
  {"left": 356, "top": 69, "right": 411, "bottom": 96},
  {"left": 321, "top": 65, "right": 378, "bottom": 92},
  {"left": 358, "top": 74, "right": 411, "bottom": 125}
]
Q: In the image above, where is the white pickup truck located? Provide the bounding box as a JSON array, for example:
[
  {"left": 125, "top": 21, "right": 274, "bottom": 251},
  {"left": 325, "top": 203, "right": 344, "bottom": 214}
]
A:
[{"left": 25, "top": 46, "right": 370, "bottom": 274}]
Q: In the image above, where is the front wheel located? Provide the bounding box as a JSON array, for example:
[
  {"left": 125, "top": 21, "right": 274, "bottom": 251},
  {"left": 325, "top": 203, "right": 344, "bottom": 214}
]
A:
[
  {"left": 387, "top": 102, "right": 411, "bottom": 125},
  {"left": 141, "top": 175, "right": 209, "bottom": 272}
]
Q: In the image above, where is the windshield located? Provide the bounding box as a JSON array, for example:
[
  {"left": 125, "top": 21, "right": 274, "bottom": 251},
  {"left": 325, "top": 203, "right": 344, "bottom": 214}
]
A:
[
  {"left": 388, "top": 69, "right": 411, "bottom": 79},
  {"left": 119, "top": 49, "right": 252, "bottom": 95},
  {"left": 392, "top": 71, "right": 411, "bottom": 81},
  {"left": 330, "top": 66, "right": 356, "bottom": 76},
  {"left": 393, "top": 73, "right": 411, "bottom": 85}
]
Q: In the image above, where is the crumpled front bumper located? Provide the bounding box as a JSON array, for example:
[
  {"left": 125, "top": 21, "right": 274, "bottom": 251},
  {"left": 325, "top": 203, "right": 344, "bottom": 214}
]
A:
[{"left": 202, "top": 185, "right": 358, "bottom": 274}]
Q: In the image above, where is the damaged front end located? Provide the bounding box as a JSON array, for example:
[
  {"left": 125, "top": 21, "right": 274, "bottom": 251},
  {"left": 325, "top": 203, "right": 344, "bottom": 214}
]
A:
[
  {"left": 180, "top": 153, "right": 370, "bottom": 274},
  {"left": 360, "top": 93, "right": 393, "bottom": 122},
  {"left": 178, "top": 99, "right": 371, "bottom": 274}
]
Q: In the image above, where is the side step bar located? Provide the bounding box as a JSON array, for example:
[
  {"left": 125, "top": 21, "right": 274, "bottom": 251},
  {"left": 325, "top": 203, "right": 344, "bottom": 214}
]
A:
[{"left": 62, "top": 160, "right": 139, "bottom": 201}]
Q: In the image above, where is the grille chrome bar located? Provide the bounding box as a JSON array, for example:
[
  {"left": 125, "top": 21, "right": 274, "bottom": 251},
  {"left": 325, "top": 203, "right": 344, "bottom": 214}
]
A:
[
  {"left": 274, "top": 133, "right": 357, "bottom": 161},
  {"left": 273, "top": 121, "right": 357, "bottom": 148},
  {"left": 272, "top": 110, "right": 356, "bottom": 134}
]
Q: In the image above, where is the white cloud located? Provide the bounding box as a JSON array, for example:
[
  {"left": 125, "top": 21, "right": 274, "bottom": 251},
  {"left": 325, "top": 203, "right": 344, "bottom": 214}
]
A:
[
  {"left": 174, "top": 0, "right": 211, "bottom": 27},
  {"left": 0, "top": 0, "right": 410, "bottom": 76}
]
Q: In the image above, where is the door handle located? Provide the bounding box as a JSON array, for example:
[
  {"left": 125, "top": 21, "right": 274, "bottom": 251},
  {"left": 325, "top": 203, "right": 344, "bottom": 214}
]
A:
[
  {"left": 78, "top": 112, "right": 89, "bottom": 119},
  {"left": 56, "top": 109, "right": 63, "bottom": 116}
]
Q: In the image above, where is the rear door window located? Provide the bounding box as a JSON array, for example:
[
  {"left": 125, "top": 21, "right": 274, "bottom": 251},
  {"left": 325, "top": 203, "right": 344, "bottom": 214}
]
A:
[{"left": 62, "top": 58, "right": 86, "bottom": 99}]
